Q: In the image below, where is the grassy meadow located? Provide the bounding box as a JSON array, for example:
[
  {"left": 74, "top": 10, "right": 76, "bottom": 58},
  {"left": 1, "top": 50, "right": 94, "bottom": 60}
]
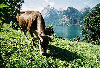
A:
[{"left": 0, "top": 24, "right": 100, "bottom": 68}]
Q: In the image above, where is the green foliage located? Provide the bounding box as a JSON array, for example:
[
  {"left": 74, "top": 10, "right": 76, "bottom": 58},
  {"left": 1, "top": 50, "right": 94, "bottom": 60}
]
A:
[
  {"left": 79, "top": 10, "right": 90, "bottom": 25},
  {"left": 1, "top": 23, "right": 100, "bottom": 68},
  {"left": 68, "top": 36, "right": 80, "bottom": 42},
  {"left": 0, "top": 0, "right": 22, "bottom": 30},
  {"left": 0, "top": 3, "right": 9, "bottom": 29},
  {"left": 74, "top": 36, "right": 80, "bottom": 41},
  {"left": 82, "top": 7, "right": 100, "bottom": 45},
  {"left": 45, "top": 25, "right": 54, "bottom": 36},
  {"left": 0, "top": 3, "right": 9, "bottom": 8}
]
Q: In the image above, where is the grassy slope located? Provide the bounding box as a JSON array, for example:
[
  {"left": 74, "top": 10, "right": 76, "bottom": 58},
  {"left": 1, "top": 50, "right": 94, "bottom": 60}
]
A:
[{"left": 0, "top": 24, "right": 100, "bottom": 68}]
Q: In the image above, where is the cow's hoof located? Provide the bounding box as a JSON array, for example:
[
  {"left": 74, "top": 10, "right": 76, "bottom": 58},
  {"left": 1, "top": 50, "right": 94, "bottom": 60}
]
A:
[{"left": 40, "top": 52, "right": 47, "bottom": 56}]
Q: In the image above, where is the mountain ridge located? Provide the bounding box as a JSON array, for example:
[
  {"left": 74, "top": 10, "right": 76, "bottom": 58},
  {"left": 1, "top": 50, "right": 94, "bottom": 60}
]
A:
[{"left": 41, "top": 5, "right": 91, "bottom": 26}]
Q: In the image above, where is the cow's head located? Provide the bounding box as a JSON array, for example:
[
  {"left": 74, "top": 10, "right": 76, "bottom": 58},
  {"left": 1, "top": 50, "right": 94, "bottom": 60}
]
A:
[{"left": 39, "top": 35, "right": 51, "bottom": 55}]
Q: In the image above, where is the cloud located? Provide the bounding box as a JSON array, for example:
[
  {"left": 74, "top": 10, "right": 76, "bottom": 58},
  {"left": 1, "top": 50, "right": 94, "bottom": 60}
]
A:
[
  {"left": 21, "top": 5, "right": 33, "bottom": 11},
  {"left": 49, "top": 2, "right": 55, "bottom": 7},
  {"left": 44, "top": 0, "right": 48, "bottom": 3},
  {"left": 21, "top": 1, "right": 55, "bottom": 12},
  {"left": 34, "top": 6, "right": 44, "bottom": 12},
  {"left": 83, "top": 2, "right": 88, "bottom": 5},
  {"left": 21, "top": 5, "right": 43, "bottom": 12},
  {"left": 83, "top": 1, "right": 90, "bottom": 5}
]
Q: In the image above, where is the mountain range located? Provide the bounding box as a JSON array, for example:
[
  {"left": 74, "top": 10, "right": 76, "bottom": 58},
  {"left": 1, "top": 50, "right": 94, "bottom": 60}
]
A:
[{"left": 41, "top": 3, "right": 100, "bottom": 26}]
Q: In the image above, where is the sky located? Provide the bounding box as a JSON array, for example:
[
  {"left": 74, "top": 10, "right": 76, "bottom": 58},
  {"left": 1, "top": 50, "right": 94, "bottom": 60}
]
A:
[{"left": 21, "top": 0, "right": 100, "bottom": 12}]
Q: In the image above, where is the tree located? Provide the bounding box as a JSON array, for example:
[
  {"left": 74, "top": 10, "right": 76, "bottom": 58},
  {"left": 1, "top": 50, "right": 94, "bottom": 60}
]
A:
[
  {"left": 82, "top": 7, "right": 100, "bottom": 45},
  {"left": 0, "top": 0, "right": 24, "bottom": 29}
]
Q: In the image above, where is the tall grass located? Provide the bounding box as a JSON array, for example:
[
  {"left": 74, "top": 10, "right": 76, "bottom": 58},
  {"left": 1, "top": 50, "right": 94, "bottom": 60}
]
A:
[{"left": 0, "top": 24, "right": 100, "bottom": 68}]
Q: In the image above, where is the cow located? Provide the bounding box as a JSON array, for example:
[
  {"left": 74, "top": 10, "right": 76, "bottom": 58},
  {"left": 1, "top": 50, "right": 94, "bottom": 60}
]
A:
[{"left": 16, "top": 10, "right": 51, "bottom": 55}]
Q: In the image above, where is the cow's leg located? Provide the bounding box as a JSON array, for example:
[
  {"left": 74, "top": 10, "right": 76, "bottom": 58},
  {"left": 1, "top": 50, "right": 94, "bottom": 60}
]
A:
[
  {"left": 38, "top": 36, "right": 46, "bottom": 55},
  {"left": 21, "top": 28, "right": 28, "bottom": 40},
  {"left": 29, "top": 31, "right": 36, "bottom": 47},
  {"left": 39, "top": 36, "right": 49, "bottom": 55},
  {"left": 39, "top": 39, "right": 47, "bottom": 55},
  {"left": 23, "top": 30, "right": 28, "bottom": 40},
  {"left": 39, "top": 39, "right": 43, "bottom": 55},
  {"left": 27, "top": 19, "right": 36, "bottom": 46}
]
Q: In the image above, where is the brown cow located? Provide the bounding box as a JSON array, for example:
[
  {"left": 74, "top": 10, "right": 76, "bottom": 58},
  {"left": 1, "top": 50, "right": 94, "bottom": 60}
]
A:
[{"left": 16, "top": 10, "right": 50, "bottom": 55}]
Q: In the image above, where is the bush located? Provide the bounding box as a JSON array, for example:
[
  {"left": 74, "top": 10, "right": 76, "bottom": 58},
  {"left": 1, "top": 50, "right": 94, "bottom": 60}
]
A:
[
  {"left": 45, "top": 25, "right": 54, "bottom": 36},
  {"left": 68, "top": 36, "right": 80, "bottom": 42},
  {"left": 0, "top": 0, "right": 22, "bottom": 30},
  {"left": 82, "top": 7, "right": 100, "bottom": 45},
  {"left": 73, "top": 36, "right": 80, "bottom": 41}
]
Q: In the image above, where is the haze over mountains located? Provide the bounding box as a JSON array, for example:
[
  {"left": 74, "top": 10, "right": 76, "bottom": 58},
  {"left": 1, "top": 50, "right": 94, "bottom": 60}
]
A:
[{"left": 41, "top": 5, "right": 91, "bottom": 26}]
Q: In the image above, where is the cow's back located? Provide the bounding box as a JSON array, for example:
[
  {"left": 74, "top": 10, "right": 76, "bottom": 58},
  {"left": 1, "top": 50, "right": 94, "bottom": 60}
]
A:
[{"left": 17, "top": 11, "right": 45, "bottom": 35}]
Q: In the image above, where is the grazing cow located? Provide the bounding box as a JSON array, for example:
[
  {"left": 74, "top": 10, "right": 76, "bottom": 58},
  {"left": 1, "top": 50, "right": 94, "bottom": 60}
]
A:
[{"left": 16, "top": 11, "right": 50, "bottom": 55}]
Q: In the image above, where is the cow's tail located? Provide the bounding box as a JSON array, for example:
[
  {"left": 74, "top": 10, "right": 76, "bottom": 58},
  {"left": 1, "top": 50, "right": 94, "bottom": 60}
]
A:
[{"left": 37, "top": 12, "right": 45, "bottom": 36}]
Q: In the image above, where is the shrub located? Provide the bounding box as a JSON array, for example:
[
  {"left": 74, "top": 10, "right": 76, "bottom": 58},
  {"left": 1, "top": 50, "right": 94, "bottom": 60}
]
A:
[
  {"left": 73, "top": 36, "right": 80, "bottom": 41},
  {"left": 0, "top": 0, "right": 22, "bottom": 30},
  {"left": 68, "top": 36, "right": 80, "bottom": 42},
  {"left": 45, "top": 25, "right": 54, "bottom": 36},
  {"left": 82, "top": 7, "right": 100, "bottom": 45}
]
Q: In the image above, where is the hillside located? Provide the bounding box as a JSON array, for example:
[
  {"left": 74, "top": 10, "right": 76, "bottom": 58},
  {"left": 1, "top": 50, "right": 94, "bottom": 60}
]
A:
[
  {"left": 80, "top": 6, "right": 91, "bottom": 13},
  {"left": 92, "top": 3, "right": 100, "bottom": 10},
  {"left": 78, "top": 6, "right": 91, "bottom": 25},
  {"left": 0, "top": 24, "right": 100, "bottom": 67},
  {"left": 62, "top": 7, "right": 82, "bottom": 25},
  {"left": 79, "top": 3, "right": 100, "bottom": 25}
]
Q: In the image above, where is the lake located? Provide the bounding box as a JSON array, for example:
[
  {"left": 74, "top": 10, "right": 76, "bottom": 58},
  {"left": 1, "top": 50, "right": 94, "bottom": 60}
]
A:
[{"left": 53, "top": 26, "right": 83, "bottom": 40}]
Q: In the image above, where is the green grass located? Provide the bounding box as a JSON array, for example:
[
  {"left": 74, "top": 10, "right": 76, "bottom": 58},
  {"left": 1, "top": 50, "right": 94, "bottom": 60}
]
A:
[{"left": 0, "top": 23, "right": 100, "bottom": 68}]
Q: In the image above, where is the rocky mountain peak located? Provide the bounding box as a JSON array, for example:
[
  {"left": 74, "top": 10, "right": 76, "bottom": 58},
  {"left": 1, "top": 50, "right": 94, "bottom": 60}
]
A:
[
  {"left": 80, "top": 6, "right": 91, "bottom": 13},
  {"left": 41, "top": 5, "right": 58, "bottom": 18},
  {"left": 58, "top": 6, "right": 68, "bottom": 11},
  {"left": 41, "top": 5, "right": 94, "bottom": 26},
  {"left": 47, "top": 5, "right": 50, "bottom": 9}
]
